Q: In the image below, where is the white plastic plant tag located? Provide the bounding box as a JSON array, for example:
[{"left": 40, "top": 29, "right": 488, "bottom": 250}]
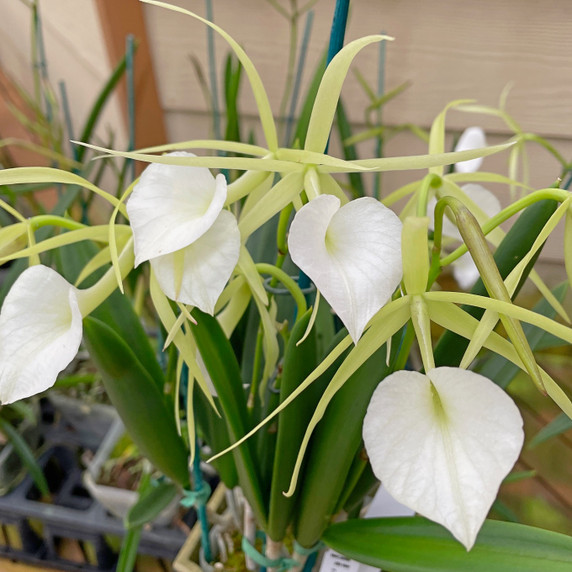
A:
[{"left": 319, "top": 550, "right": 361, "bottom": 572}]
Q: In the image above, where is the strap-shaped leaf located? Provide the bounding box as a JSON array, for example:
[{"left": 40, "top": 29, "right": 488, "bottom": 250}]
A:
[
  {"left": 268, "top": 309, "right": 319, "bottom": 541},
  {"left": 323, "top": 517, "right": 572, "bottom": 572},
  {"left": 193, "top": 385, "right": 239, "bottom": 489},
  {"left": 0, "top": 415, "right": 49, "bottom": 498},
  {"left": 190, "top": 310, "right": 267, "bottom": 528},
  {"left": 125, "top": 481, "right": 178, "bottom": 529},
  {"left": 294, "top": 334, "right": 395, "bottom": 548},
  {"left": 83, "top": 317, "right": 189, "bottom": 487}
]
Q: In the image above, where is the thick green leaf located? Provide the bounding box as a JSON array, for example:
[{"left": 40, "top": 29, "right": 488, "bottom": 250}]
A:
[
  {"left": 83, "top": 317, "right": 189, "bottom": 487},
  {"left": 434, "top": 199, "right": 558, "bottom": 367},
  {"left": 267, "top": 309, "right": 318, "bottom": 541},
  {"left": 125, "top": 481, "right": 178, "bottom": 529},
  {"left": 190, "top": 310, "right": 267, "bottom": 528},
  {"left": 193, "top": 384, "right": 239, "bottom": 488},
  {"left": 342, "top": 461, "right": 378, "bottom": 516},
  {"left": 323, "top": 517, "right": 572, "bottom": 572},
  {"left": 294, "top": 335, "right": 393, "bottom": 547}
]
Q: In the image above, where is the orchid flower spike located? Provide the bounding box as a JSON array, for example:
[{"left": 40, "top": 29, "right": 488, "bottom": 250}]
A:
[
  {"left": 127, "top": 152, "right": 240, "bottom": 314},
  {"left": 363, "top": 367, "right": 524, "bottom": 550},
  {"left": 0, "top": 265, "right": 83, "bottom": 404},
  {"left": 288, "top": 194, "right": 402, "bottom": 343},
  {"left": 442, "top": 183, "right": 502, "bottom": 290},
  {"left": 430, "top": 127, "right": 501, "bottom": 289}
]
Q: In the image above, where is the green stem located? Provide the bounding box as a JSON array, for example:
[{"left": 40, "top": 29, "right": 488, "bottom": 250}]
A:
[
  {"left": 392, "top": 321, "right": 415, "bottom": 372},
  {"left": 256, "top": 262, "right": 307, "bottom": 318},
  {"left": 416, "top": 173, "right": 441, "bottom": 217},
  {"left": 76, "top": 237, "right": 134, "bottom": 315}
]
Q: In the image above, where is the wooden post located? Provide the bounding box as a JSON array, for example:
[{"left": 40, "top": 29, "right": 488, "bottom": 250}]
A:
[{"left": 94, "top": 0, "right": 167, "bottom": 150}]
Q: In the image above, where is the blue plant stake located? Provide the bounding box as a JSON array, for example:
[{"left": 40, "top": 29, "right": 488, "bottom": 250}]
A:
[
  {"left": 298, "top": 0, "right": 350, "bottom": 294},
  {"left": 193, "top": 433, "right": 212, "bottom": 563},
  {"left": 179, "top": 364, "right": 213, "bottom": 563}
]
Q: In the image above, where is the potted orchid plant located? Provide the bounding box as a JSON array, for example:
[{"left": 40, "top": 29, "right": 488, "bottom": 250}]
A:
[{"left": 0, "top": 1, "right": 572, "bottom": 570}]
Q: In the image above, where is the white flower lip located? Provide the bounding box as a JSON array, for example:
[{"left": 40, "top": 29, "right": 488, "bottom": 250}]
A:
[
  {"left": 127, "top": 152, "right": 228, "bottom": 266},
  {"left": 288, "top": 194, "right": 403, "bottom": 343},
  {"left": 151, "top": 209, "right": 240, "bottom": 314},
  {"left": 363, "top": 367, "right": 524, "bottom": 550},
  {"left": 0, "top": 265, "right": 83, "bottom": 404}
]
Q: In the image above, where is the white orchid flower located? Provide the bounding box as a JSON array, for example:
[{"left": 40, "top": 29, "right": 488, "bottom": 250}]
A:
[
  {"left": 0, "top": 265, "right": 82, "bottom": 404},
  {"left": 288, "top": 194, "right": 402, "bottom": 343},
  {"left": 127, "top": 152, "right": 240, "bottom": 314},
  {"left": 363, "top": 367, "right": 524, "bottom": 550}
]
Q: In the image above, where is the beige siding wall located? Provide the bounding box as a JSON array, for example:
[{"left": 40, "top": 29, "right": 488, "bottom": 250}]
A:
[
  {"left": 145, "top": 0, "right": 572, "bottom": 140},
  {"left": 1, "top": 1, "right": 570, "bottom": 267},
  {"left": 144, "top": 0, "right": 572, "bottom": 265}
]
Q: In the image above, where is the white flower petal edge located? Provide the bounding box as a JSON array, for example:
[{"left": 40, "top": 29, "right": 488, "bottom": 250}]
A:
[
  {"left": 288, "top": 195, "right": 402, "bottom": 343},
  {"left": 0, "top": 265, "right": 82, "bottom": 404},
  {"left": 127, "top": 152, "right": 228, "bottom": 266},
  {"left": 454, "top": 127, "right": 487, "bottom": 173},
  {"left": 363, "top": 367, "right": 524, "bottom": 550},
  {"left": 151, "top": 210, "right": 240, "bottom": 314}
]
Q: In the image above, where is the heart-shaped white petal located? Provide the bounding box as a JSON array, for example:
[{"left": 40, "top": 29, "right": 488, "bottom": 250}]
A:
[
  {"left": 127, "top": 152, "right": 227, "bottom": 266},
  {"left": 363, "top": 367, "right": 524, "bottom": 550},
  {"left": 454, "top": 127, "right": 487, "bottom": 173},
  {"left": 0, "top": 265, "right": 83, "bottom": 404},
  {"left": 288, "top": 195, "right": 402, "bottom": 343},
  {"left": 151, "top": 210, "right": 240, "bottom": 314}
]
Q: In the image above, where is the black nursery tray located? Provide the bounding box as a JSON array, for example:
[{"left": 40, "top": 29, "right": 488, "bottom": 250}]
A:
[{"left": 0, "top": 399, "right": 211, "bottom": 571}]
